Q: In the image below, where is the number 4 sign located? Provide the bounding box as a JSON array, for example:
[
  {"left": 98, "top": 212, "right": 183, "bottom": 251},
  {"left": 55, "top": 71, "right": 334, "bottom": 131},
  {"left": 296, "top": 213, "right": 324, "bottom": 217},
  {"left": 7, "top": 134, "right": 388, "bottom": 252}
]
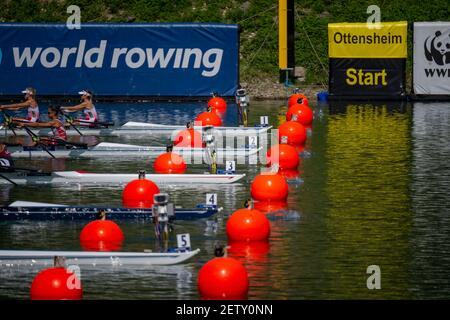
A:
[{"left": 206, "top": 193, "right": 218, "bottom": 206}]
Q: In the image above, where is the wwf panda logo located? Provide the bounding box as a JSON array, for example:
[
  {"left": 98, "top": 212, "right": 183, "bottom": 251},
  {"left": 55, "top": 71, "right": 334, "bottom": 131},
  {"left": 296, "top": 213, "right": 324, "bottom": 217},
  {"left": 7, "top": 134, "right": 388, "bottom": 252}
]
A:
[{"left": 424, "top": 30, "right": 450, "bottom": 65}]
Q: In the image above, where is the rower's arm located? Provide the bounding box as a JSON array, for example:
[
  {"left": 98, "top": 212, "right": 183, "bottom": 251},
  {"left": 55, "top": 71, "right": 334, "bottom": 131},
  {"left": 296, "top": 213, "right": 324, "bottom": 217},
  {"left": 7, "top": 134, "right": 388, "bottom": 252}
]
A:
[
  {"left": 19, "top": 120, "right": 56, "bottom": 128},
  {"left": 0, "top": 102, "right": 30, "bottom": 110},
  {"left": 62, "top": 102, "right": 88, "bottom": 112}
]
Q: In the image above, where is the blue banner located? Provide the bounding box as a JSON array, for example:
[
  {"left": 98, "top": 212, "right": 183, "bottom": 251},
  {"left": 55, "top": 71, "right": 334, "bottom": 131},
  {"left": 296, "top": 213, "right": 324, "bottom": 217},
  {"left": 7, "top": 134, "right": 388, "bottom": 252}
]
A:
[{"left": 0, "top": 23, "right": 239, "bottom": 96}]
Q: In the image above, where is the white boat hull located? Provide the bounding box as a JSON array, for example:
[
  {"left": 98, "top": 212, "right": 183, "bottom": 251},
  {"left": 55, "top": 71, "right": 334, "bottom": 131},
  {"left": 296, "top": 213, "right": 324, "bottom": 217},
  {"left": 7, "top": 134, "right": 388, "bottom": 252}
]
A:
[
  {"left": 0, "top": 249, "right": 200, "bottom": 266},
  {"left": 0, "top": 171, "right": 246, "bottom": 185},
  {"left": 9, "top": 142, "right": 261, "bottom": 159},
  {"left": 2, "top": 122, "right": 272, "bottom": 137}
]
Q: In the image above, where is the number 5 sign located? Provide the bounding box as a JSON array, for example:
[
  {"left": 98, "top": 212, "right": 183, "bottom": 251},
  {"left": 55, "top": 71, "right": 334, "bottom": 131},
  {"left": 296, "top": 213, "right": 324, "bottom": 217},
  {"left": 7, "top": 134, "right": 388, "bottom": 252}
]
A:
[{"left": 177, "top": 233, "right": 191, "bottom": 249}]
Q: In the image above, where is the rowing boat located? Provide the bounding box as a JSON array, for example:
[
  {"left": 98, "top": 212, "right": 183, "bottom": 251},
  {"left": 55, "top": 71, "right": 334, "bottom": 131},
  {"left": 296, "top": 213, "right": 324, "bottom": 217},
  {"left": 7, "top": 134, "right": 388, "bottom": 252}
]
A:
[
  {"left": 121, "top": 121, "right": 272, "bottom": 135},
  {"left": 0, "top": 248, "right": 200, "bottom": 266},
  {"left": 7, "top": 142, "right": 261, "bottom": 159},
  {"left": 2, "top": 121, "right": 272, "bottom": 137},
  {"left": 0, "top": 201, "right": 220, "bottom": 220},
  {"left": 0, "top": 170, "right": 246, "bottom": 185}
]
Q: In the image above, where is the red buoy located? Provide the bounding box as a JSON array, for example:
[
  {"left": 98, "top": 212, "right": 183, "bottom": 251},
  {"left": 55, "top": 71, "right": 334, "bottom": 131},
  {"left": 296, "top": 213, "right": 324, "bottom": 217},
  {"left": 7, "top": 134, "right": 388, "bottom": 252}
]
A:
[
  {"left": 80, "top": 220, "right": 124, "bottom": 251},
  {"left": 278, "top": 121, "right": 307, "bottom": 146},
  {"left": 30, "top": 267, "right": 82, "bottom": 300},
  {"left": 153, "top": 152, "right": 187, "bottom": 174},
  {"left": 174, "top": 128, "right": 203, "bottom": 148},
  {"left": 250, "top": 173, "right": 289, "bottom": 202},
  {"left": 198, "top": 257, "right": 249, "bottom": 300},
  {"left": 208, "top": 97, "right": 227, "bottom": 112},
  {"left": 288, "top": 93, "right": 309, "bottom": 108},
  {"left": 266, "top": 144, "right": 300, "bottom": 170},
  {"left": 122, "top": 176, "right": 160, "bottom": 208},
  {"left": 286, "top": 103, "right": 314, "bottom": 126},
  {"left": 226, "top": 208, "right": 270, "bottom": 242},
  {"left": 195, "top": 111, "right": 222, "bottom": 127}
]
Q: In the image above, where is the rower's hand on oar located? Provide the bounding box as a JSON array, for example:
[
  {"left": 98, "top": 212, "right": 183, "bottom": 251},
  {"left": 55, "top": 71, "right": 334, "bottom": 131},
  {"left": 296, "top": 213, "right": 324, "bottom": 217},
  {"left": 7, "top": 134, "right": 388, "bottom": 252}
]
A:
[
  {"left": 61, "top": 111, "right": 74, "bottom": 122},
  {"left": 62, "top": 113, "right": 83, "bottom": 136}
]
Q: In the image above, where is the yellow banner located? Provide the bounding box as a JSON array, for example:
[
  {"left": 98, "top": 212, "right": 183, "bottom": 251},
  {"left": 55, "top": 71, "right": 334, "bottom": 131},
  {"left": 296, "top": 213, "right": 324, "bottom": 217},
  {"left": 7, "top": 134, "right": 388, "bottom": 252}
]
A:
[
  {"left": 328, "top": 22, "right": 407, "bottom": 58},
  {"left": 278, "top": 0, "right": 287, "bottom": 69}
]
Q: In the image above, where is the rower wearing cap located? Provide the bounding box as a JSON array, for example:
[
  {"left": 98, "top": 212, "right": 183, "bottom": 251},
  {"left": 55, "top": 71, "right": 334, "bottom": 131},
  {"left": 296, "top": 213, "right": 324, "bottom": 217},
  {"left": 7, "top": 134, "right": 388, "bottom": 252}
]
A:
[
  {"left": 0, "top": 87, "right": 40, "bottom": 123},
  {"left": 18, "top": 105, "right": 67, "bottom": 146},
  {"left": 61, "top": 90, "right": 98, "bottom": 126},
  {"left": 0, "top": 143, "right": 14, "bottom": 168}
]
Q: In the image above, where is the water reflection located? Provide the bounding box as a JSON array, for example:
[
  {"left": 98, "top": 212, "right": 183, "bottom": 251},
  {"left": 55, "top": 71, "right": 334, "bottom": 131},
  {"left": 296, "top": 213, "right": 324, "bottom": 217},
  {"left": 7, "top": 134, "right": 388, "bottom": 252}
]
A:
[
  {"left": 1, "top": 100, "right": 450, "bottom": 299},
  {"left": 227, "top": 241, "right": 270, "bottom": 300},
  {"left": 328, "top": 101, "right": 408, "bottom": 115},
  {"left": 324, "top": 101, "right": 412, "bottom": 298},
  {"left": 410, "top": 102, "right": 450, "bottom": 298}
]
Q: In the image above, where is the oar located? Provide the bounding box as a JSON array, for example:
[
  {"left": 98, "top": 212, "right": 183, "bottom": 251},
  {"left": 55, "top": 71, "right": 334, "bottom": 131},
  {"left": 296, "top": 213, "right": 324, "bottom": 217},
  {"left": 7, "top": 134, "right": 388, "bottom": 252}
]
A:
[
  {"left": 0, "top": 173, "right": 18, "bottom": 186},
  {"left": 0, "top": 164, "right": 40, "bottom": 173},
  {"left": 1, "top": 110, "right": 17, "bottom": 137},
  {"left": 0, "top": 163, "right": 40, "bottom": 186},
  {"left": 62, "top": 114, "right": 83, "bottom": 136},
  {"left": 22, "top": 126, "right": 56, "bottom": 159},
  {"left": 3, "top": 142, "right": 22, "bottom": 147}
]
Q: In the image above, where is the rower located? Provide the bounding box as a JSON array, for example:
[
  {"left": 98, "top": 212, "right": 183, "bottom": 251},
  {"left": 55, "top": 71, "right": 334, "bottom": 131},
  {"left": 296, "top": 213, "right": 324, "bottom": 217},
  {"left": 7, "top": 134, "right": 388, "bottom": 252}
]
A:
[
  {"left": 235, "top": 86, "right": 250, "bottom": 127},
  {"left": 0, "top": 143, "right": 14, "bottom": 168},
  {"left": 17, "top": 105, "right": 67, "bottom": 146},
  {"left": 0, "top": 87, "right": 40, "bottom": 125},
  {"left": 61, "top": 90, "right": 98, "bottom": 126},
  {"left": 203, "top": 126, "right": 217, "bottom": 174},
  {"left": 152, "top": 193, "right": 175, "bottom": 250}
]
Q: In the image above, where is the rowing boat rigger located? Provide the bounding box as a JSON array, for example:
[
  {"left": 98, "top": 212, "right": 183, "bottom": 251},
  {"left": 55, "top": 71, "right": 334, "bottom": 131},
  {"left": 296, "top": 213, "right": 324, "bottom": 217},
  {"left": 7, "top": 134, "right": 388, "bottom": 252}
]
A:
[
  {"left": 0, "top": 249, "right": 200, "bottom": 266},
  {"left": 0, "top": 201, "right": 220, "bottom": 220},
  {"left": 0, "top": 170, "right": 246, "bottom": 185},
  {"left": 0, "top": 196, "right": 204, "bottom": 266},
  {"left": 7, "top": 142, "right": 262, "bottom": 160},
  {"left": 1, "top": 121, "right": 273, "bottom": 137}
]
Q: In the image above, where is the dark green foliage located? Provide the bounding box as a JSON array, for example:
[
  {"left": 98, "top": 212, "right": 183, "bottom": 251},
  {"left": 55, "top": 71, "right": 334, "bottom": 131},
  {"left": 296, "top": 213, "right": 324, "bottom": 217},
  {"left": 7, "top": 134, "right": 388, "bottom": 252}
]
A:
[{"left": 1, "top": 0, "right": 449, "bottom": 84}]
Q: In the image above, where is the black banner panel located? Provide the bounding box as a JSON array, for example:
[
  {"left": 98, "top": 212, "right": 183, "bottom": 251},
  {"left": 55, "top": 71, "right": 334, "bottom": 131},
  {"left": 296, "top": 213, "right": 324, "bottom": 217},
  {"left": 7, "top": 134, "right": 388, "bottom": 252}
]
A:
[{"left": 329, "top": 58, "right": 406, "bottom": 96}]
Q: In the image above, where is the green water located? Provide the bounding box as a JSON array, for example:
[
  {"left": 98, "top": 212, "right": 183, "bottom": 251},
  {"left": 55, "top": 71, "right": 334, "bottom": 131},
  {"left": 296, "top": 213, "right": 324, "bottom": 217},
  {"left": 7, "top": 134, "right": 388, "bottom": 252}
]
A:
[{"left": 0, "top": 100, "right": 449, "bottom": 299}]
